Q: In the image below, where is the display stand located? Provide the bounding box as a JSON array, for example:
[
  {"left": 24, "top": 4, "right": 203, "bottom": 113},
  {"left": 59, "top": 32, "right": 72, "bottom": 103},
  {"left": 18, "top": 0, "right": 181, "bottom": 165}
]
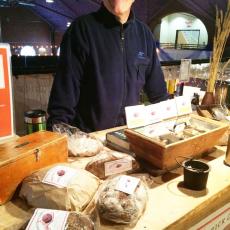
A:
[{"left": 0, "top": 43, "right": 15, "bottom": 141}]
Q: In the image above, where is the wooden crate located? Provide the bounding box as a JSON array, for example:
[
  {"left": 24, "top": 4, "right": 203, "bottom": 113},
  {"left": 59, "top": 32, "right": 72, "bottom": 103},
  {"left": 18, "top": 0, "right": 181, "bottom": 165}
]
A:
[
  {"left": 125, "top": 114, "right": 228, "bottom": 170},
  {"left": 0, "top": 131, "right": 68, "bottom": 204}
]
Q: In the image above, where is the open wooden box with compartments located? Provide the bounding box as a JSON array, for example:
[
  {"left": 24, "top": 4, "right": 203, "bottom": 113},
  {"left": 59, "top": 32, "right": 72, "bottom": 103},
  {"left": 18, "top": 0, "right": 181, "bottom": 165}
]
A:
[{"left": 124, "top": 114, "right": 229, "bottom": 170}]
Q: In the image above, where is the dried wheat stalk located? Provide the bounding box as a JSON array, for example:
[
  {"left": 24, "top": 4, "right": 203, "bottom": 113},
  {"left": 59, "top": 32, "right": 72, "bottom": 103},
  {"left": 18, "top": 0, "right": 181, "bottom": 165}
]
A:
[{"left": 207, "top": 0, "right": 230, "bottom": 92}]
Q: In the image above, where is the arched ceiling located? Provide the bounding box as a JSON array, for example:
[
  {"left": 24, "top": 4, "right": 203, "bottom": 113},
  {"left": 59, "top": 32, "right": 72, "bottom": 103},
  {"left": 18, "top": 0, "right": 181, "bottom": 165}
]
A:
[{"left": 0, "top": 0, "right": 228, "bottom": 32}]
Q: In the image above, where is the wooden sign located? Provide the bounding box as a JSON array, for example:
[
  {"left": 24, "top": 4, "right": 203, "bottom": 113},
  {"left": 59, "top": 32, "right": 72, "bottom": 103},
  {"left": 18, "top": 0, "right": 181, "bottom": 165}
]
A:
[
  {"left": 0, "top": 43, "right": 14, "bottom": 140},
  {"left": 190, "top": 202, "right": 230, "bottom": 230}
]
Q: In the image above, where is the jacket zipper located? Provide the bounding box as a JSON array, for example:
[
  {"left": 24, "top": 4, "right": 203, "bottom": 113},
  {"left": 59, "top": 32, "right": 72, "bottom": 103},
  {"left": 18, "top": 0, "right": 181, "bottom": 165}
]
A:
[
  {"left": 120, "top": 24, "right": 125, "bottom": 52},
  {"left": 116, "top": 24, "right": 126, "bottom": 126}
]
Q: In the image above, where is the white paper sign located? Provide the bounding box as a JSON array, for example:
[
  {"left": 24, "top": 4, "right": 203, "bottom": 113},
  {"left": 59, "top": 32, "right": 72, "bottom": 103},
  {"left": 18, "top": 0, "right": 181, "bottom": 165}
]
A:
[
  {"left": 104, "top": 158, "right": 132, "bottom": 177},
  {"left": 115, "top": 175, "right": 140, "bottom": 195},
  {"left": 180, "top": 59, "right": 191, "bottom": 81},
  {"left": 145, "top": 103, "right": 162, "bottom": 125},
  {"left": 125, "top": 104, "right": 146, "bottom": 128},
  {"left": 26, "top": 208, "right": 69, "bottom": 230},
  {"left": 183, "top": 86, "right": 201, "bottom": 100},
  {"left": 42, "top": 166, "right": 76, "bottom": 188},
  {"left": 159, "top": 99, "right": 178, "bottom": 119},
  {"left": 0, "top": 55, "right": 5, "bottom": 89},
  {"left": 135, "top": 123, "right": 171, "bottom": 138},
  {"left": 175, "top": 96, "right": 192, "bottom": 115}
]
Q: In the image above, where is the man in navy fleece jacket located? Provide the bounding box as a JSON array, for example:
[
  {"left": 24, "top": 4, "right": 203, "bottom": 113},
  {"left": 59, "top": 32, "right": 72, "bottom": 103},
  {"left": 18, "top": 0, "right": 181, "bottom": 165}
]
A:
[{"left": 47, "top": 0, "right": 169, "bottom": 133}]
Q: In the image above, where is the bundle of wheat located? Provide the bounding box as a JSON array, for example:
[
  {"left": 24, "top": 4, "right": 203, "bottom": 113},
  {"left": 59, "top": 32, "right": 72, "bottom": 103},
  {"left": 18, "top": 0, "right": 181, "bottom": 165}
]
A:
[{"left": 207, "top": 0, "right": 230, "bottom": 93}]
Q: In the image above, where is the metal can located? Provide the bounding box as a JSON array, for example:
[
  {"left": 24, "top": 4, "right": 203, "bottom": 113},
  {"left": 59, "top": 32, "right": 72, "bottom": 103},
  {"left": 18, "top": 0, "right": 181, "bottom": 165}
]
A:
[{"left": 24, "top": 110, "right": 46, "bottom": 134}]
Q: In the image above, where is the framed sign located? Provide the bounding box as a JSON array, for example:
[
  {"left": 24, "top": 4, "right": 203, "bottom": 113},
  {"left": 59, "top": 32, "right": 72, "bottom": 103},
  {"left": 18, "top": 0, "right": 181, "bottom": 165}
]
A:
[{"left": 0, "top": 43, "right": 14, "bottom": 140}]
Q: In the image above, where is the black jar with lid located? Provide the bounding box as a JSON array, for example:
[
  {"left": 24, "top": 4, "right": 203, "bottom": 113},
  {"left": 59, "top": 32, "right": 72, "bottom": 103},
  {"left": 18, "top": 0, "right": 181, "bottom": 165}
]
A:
[{"left": 24, "top": 110, "right": 46, "bottom": 134}]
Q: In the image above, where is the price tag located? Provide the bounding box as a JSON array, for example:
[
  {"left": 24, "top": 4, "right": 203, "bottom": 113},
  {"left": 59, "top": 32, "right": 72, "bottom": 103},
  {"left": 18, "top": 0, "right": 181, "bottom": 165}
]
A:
[
  {"left": 179, "top": 59, "right": 191, "bottom": 81},
  {"left": 115, "top": 175, "right": 140, "bottom": 195},
  {"left": 125, "top": 104, "right": 146, "bottom": 128},
  {"left": 145, "top": 103, "right": 162, "bottom": 125},
  {"left": 158, "top": 99, "right": 178, "bottom": 120},
  {"left": 42, "top": 166, "right": 76, "bottom": 188},
  {"left": 26, "top": 208, "right": 69, "bottom": 230},
  {"left": 173, "top": 122, "right": 187, "bottom": 133},
  {"left": 104, "top": 158, "right": 132, "bottom": 177},
  {"left": 175, "top": 96, "right": 192, "bottom": 115},
  {"left": 135, "top": 123, "right": 171, "bottom": 138}
]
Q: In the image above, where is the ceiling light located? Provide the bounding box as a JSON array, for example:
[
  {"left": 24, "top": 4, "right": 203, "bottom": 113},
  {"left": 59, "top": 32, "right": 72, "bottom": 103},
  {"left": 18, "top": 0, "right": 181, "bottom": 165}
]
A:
[
  {"left": 46, "top": 0, "right": 54, "bottom": 3},
  {"left": 20, "top": 46, "right": 36, "bottom": 56},
  {"left": 67, "top": 22, "right": 71, "bottom": 27},
  {"left": 38, "top": 47, "right": 47, "bottom": 55}
]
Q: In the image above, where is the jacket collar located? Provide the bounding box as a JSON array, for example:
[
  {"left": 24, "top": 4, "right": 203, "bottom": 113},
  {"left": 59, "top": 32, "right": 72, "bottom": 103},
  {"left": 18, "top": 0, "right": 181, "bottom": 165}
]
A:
[{"left": 95, "top": 4, "right": 135, "bottom": 29}]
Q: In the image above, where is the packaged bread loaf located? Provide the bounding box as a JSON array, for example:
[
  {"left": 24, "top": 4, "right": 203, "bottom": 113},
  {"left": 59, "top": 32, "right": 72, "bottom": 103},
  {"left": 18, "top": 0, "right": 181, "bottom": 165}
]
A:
[
  {"left": 53, "top": 123, "right": 104, "bottom": 157},
  {"left": 97, "top": 175, "right": 148, "bottom": 225},
  {"left": 23, "top": 209, "right": 96, "bottom": 230},
  {"left": 85, "top": 150, "right": 140, "bottom": 179},
  {"left": 19, "top": 164, "right": 100, "bottom": 211},
  {"left": 68, "top": 134, "right": 103, "bottom": 157}
]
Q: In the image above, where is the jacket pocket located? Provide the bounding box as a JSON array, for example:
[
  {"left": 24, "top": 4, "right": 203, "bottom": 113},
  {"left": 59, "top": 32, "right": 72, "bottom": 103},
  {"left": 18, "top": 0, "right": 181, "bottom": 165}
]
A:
[{"left": 135, "top": 57, "right": 150, "bottom": 82}]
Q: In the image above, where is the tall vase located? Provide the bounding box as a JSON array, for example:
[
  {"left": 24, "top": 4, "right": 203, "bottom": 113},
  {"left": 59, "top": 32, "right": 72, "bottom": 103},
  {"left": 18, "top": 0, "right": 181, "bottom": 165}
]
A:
[{"left": 201, "top": 92, "right": 215, "bottom": 108}]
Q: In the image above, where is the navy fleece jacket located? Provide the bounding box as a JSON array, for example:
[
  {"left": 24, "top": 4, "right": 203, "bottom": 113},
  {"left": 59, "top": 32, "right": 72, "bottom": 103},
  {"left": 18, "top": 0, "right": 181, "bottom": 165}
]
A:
[{"left": 47, "top": 5, "right": 168, "bottom": 132}]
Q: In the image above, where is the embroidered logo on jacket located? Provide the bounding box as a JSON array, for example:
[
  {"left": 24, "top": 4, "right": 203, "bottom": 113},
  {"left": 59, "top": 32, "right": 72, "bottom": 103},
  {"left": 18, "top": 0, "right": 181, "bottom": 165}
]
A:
[{"left": 137, "top": 51, "right": 145, "bottom": 59}]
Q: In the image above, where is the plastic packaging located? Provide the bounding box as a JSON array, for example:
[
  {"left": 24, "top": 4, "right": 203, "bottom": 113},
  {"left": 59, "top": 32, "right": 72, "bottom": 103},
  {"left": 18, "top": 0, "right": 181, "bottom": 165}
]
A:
[
  {"left": 85, "top": 150, "right": 140, "bottom": 179},
  {"left": 96, "top": 175, "right": 148, "bottom": 225},
  {"left": 53, "top": 123, "right": 103, "bottom": 157},
  {"left": 22, "top": 209, "right": 98, "bottom": 230}
]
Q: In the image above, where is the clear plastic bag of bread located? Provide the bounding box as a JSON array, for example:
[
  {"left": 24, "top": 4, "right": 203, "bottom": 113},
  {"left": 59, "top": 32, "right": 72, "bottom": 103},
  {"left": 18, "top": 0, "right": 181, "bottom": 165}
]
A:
[
  {"left": 53, "top": 123, "right": 104, "bottom": 157},
  {"left": 95, "top": 174, "right": 148, "bottom": 226},
  {"left": 19, "top": 163, "right": 100, "bottom": 212},
  {"left": 85, "top": 149, "right": 140, "bottom": 179},
  {"left": 20, "top": 208, "right": 100, "bottom": 230}
]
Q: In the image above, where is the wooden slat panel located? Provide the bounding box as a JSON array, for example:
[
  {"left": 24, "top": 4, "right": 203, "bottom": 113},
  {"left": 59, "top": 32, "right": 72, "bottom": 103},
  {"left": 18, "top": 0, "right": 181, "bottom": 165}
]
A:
[{"left": 13, "top": 74, "right": 53, "bottom": 135}]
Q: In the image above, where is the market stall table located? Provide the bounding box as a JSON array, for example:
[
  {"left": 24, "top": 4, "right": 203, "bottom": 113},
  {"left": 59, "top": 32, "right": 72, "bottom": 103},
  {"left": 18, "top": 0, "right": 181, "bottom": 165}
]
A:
[{"left": 0, "top": 127, "right": 229, "bottom": 230}]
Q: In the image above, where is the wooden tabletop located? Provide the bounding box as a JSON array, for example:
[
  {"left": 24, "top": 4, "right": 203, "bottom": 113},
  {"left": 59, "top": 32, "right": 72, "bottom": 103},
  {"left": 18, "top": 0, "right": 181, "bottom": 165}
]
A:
[
  {"left": 0, "top": 127, "right": 229, "bottom": 230},
  {"left": 92, "top": 127, "right": 230, "bottom": 229}
]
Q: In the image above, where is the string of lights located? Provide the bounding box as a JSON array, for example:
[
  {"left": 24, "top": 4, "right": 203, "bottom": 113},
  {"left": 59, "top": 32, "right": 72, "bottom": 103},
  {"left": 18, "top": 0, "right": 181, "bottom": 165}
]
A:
[{"left": 10, "top": 44, "right": 60, "bottom": 56}]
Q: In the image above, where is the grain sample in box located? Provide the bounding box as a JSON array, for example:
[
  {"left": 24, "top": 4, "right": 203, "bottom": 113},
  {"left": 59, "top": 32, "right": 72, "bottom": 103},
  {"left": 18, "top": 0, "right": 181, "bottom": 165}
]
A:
[
  {"left": 0, "top": 131, "right": 68, "bottom": 204},
  {"left": 125, "top": 114, "right": 228, "bottom": 170}
]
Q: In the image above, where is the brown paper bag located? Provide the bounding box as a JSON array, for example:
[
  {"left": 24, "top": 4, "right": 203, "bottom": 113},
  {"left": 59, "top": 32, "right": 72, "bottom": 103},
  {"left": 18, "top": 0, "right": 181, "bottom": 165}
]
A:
[{"left": 0, "top": 202, "right": 32, "bottom": 230}]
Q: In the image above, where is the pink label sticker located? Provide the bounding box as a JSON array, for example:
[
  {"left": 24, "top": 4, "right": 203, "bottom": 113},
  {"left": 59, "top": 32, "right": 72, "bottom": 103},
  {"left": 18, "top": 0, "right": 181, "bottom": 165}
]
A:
[{"left": 104, "top": 158, "right": 133, "bottom": 177}]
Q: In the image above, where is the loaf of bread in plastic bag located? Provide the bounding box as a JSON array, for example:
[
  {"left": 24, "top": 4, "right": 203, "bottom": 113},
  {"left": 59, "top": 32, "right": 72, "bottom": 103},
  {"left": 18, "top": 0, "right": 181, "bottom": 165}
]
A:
[
  {"left": 85, "top": 150, "right": 139, "bottom": 179},
  {"left": 97, "top": 175, "right": 148, "bottom": 225}
]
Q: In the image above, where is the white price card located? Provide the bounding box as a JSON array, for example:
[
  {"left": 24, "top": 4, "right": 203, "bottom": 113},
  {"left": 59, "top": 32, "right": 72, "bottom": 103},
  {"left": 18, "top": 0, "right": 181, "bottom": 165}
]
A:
[
  {"left": 175, "top": 96, "right": 192, "bottom": 115},
  {"left": 145, "top": 103, "right": 162, "bottom": 125},
  {"left": 183, "top": 86, "right": 201, "bottom": 100},
  {"left": 180, "top": 59, "right": 191, "bottom": 81},
  {"left": 159, "top": 99, "right": 178, "bottom": 120},
  {"left": 125, "top": 104, "right": 146, "bottom": 128},
  {"left": 104, "top": 157, "right": 132, "bottom": 177},
  {"left": 115, "top": 175, "right": 140, "bottom": 195},
  {"left": 42, "top": 166, "right": 76, "bottom": 188},
  {"left": 26, "top": 208, "right": 69, "bottom": 230},
  {"left": 0, "top": 55, "right": 5, "bottom": 89},
  {"left": 135, "top": 123, "right": 171, "bottom": 138}
]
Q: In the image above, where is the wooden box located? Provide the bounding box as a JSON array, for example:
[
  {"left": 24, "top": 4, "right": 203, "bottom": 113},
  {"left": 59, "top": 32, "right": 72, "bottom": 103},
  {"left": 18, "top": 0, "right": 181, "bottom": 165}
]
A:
[
  {"left": 125, "top": 114, "right": 228, "bottom": 170},
  {"left": 0, "top": 131, "right": 68, "bottom": 204}
]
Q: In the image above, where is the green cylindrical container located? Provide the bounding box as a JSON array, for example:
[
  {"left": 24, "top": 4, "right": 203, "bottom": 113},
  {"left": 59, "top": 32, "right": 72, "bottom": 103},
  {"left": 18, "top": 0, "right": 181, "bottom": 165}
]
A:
[{"left": 24, "top": 110, "right": 46, "bottom": 134}]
